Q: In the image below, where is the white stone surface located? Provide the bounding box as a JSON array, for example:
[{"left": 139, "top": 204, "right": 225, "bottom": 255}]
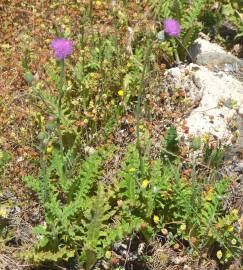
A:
[
  {"left": 190, "top": 38, "right": 226, "bottom": 60},
  {"left": 164, "top": 64, "right": 243, "bottom": 142},
  {"left": 189, "top": 38, "right": 243, "bottom": 68}
]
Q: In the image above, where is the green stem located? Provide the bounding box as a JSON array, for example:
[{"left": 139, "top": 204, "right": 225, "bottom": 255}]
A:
[
  {"left": 58, "top": 60, "right": 66, "bottom": 174},
  {"left": 135, "top": 38, "right": 152, "bottom": 175},
  {"left": 89, "top": 0, "right": 94, "bottom": 42},
  {"left": 175, "top": 37, "right": 193, "bottom": 62},
  {"left": 40, "top": 144, "right": 48, "bottom": 202},
  {"left": 89, "top": 0, "right": 93, "bottom": 22},
  {"left": 172, "top": 39, "right": 180, "bottom": 65}
]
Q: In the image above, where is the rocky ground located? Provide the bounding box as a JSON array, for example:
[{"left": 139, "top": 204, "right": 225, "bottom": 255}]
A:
[{"left": 0, "top": 1, "right": 242, "bottom": 270}]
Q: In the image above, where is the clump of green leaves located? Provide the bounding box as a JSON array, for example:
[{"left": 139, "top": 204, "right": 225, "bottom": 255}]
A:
[
  {"left": 0, "top": 150, "right": 11, "bottom": 176},
  {"left": 201, "top": 0, "right": 243, "bottom": 41},
  {"left": 162, "top": 125, "right": 179, "bottom": 161},
  {"left": 22, "top": 147, "right": 120, "bottom": 268},
  {"left": 22, "top": 140, "right": 242, "bottom": 268},
  {"left": 151, "top": 0, "right": 208, "bottom": 61},
  {"left": 203, "top": 143, "right": 224, "bottom": 168}
]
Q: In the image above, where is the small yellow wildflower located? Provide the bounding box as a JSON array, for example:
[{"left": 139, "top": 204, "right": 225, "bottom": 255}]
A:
[
  {"left": 129, "top": 167, "right": 135, "bottom": 173},
  {"left": 127, "top": 62, "right": 132, "bottom": 68},
  {"left": 105, "top": 251, "right": 111, "bottom": 259},
  {"left": 0, "top": 207, "right": 8, "bottom": 218},
  {"left": 83, "top": 118, "right": 89, "bottom": 124},
  {"left": 118, "top": 90, "right": 124, "bottom": 97},
  {"left": 202, "top": 133, "right": 209, "bottom": 144},
  {"left": 216, "top": 250, "right": 223, "bottom": 260},
  {"left": 231, "top": 209, "right": 238, "bottom": 215},
  {"left": 234, "top": 130, "right": 240, "bottom": 137},
  {"left": 20, "top": 127, "right": 26, "bottom": 134},
  {"left": 231, "top": 238, "right": 237, "bottom": 245},
  {"left": 141, "top": 179, "right": 149, "bottom": 189},
  {"left": 227, "top": 226, "right": 234, "bottom": 232},
  {"left": 208, "top": 230, "right": 213, "bottom": 237},
  {"left": 47, "top": 146, "right": 53, "bottom": 154},
  {"left": 180, "top": 224, "right": 186, "bottom": 231},
  {"left": 153, "top": 215, "right": 160, "bottom": 224}
]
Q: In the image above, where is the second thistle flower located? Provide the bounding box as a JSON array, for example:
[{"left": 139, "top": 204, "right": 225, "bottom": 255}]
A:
[
  {"left": 164, "top": 19, "right": 181, "bottom": 37},
  {"left": 51, "top": 38, "right": 73, "bottom": 60}
]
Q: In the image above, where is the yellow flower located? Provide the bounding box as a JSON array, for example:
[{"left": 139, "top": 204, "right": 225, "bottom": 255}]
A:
[
  {"left": 231, "top": 209, "right": 238, "bottom": 215},
  {"left": 0, "top": 207, "right": 8, "bottom": 218},
  {"left": 180, "top": 224, "right": 186, "bottom": 231},
  {"left": 105, "top": 250, "right": 111, "bottom": 259},
  {"left": 153, "top": 215, "right": 160, "bottom": 224},
  {"left": 127, "top": 62, "right": 132, "bottom": 68},
  {"left": 202, "top": 133, "right": 209, "bottom": 144},
  {"left": 227, "top": 226, "right": 234, "bottom": 232},
  {"left": 216, "top": 250, "right": 223, "bottom": 259},
  {"left": 118, "top": 90, "right": 124, "bottom": 97},
  {"left": 20, "top": 127, "right": 26, "bottom": 134},
  {"left": 141, "top": 179, "right": 149, "bottom": 189},
  {"left": 47, "top": 146, "right": 53, "bottom": 154},
  {"left": 231, "top": 238, "right": 237, "bottom": 245}
]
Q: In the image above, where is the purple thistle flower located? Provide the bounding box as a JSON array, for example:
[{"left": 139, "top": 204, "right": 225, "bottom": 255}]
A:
[
  {"left": 51, "top": 38, "right": 73, "bottom": 60},
  {"left": 164, "top": 19, "right": 181, "bottom": 37}
]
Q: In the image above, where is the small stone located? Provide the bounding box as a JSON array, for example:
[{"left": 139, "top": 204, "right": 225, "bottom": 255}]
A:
[
  {"left": 173, "top": 243, "right": 180, "bottom": 251},
  {"left": 16, "top": 156, "right": 24, "bottom": 163},
  {"left": 238, "top": 106, "right": 243, "bottom": 117},
  {"left": 171, "top": 256, "right": 187, "bottom": 265},
  {"left": 138, "top": 242, "right": 145, "bottom": 255},
  {"left": 234, "top": 161, "right": 243, "bottom": 173}
]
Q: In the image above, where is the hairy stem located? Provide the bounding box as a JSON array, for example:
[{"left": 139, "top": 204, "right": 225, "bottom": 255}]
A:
[
  {"left": 135, "top": 37, "right": 152, "bottom": 175},
  {"left": 58, "top": 60, "right": 66, "bottom": 174}
]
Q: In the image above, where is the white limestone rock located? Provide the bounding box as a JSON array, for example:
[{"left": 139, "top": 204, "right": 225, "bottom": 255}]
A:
[
  {"left": 189, "top": 38, "right": 243, "bottom": 69},
  {"left": 164, "top": 64, "right": 243, "bottom": 142}
]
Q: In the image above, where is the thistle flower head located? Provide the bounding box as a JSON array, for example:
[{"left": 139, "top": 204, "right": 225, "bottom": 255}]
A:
[
  {"left": 51, "top": 38, "right": 73, "bottom": 60},
  {"left": 164, "top": 19, "right": 181, "bottom": 37}
]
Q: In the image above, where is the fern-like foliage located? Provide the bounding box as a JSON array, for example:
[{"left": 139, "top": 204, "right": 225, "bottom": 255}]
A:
[
  {"left": 21, "top": 246, "right": 75, "bottom": 264},
  {"left": 162, "top": 125, "right": 179, "bottom": 161},
  {"left": 118, "top": 145, "right": 144, "bottom": 206},
  {"left": 23, "top": 141, "right": 241, "bottom": 267},
  {"left": 81, "top": 184, "right": 115, "bottom": 269},
  {"left": 102, "top": 216, "right": 144, "bottom": 250},
  {"left": 199, "top": 179, "right": 230, "bottom": 241},
  {"left": 149, "top": 0, "right": 208, "bottom": 60},
  {"left": 22, "top": 148, "right": 113, "bottom": 266},
  {"left": 148, "top": 0, "right": 171, "bottom": 19}
]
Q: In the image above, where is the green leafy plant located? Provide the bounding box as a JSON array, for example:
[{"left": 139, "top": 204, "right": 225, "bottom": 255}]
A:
[
  {"left": 162, "top": 125, "right": 179, "bottom": 161},
  {"left": 0, "top": 151, "right": 11, "bottom": 176},
  {"left": 201, "top": 0, "right": 243, "bottom": 41},
  {"left": 203, "top": 143, "right": 225, "bottom": 168},
  {"left": 18, "top": 3, "right": 242, "bottom": 269},
  {"left": 22, "top": 147, "right": 113, "bottom": 267},
  {"left": 151, "top": 0, "right": 208, "bottom": 61}
]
